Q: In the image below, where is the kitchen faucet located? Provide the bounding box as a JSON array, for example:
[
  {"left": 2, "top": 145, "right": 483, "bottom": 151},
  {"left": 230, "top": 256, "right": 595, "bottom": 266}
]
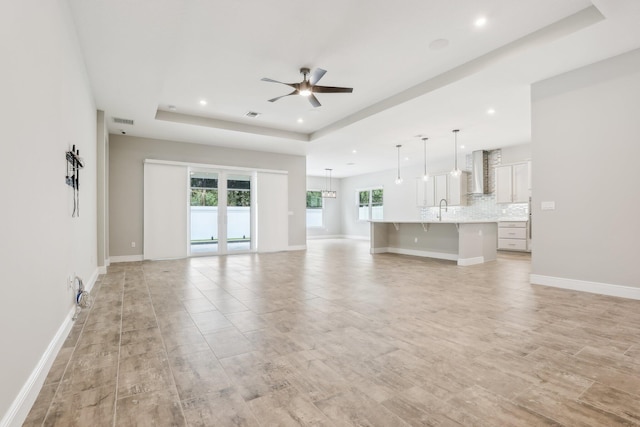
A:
[{"left": 438, "top": 198, "right": 448, "bottom": 221}]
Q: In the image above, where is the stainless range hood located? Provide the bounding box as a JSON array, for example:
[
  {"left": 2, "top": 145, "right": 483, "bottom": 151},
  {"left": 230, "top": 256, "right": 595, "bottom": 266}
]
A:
[{"left": 471, "top": 150, "right": 489, "bottom": 194}]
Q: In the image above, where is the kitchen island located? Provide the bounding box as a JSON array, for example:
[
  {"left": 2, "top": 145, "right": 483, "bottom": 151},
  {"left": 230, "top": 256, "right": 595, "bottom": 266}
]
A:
[{"left": 370, "top": 220, "right": 498, "bottom": 266}]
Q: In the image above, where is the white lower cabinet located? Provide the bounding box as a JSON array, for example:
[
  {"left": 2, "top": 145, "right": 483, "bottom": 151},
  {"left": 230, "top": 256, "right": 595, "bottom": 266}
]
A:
[{"left": 497, "top": 221, "right": 529, "bottom": 252}]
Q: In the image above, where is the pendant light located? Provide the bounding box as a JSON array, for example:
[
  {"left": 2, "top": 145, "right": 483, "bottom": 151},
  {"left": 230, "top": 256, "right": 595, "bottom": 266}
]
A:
[
  {"left": 421, "top": 137, "right": 429, "bottom": 181},
  {"left": 395, "top": 144, "right": 403, "bottom": 185},
  {"left": 322, "top": 168, "right": 337, "bottom": 198},
  {"left": 450, "top": 129, "right": 462, "bottom": 177}
]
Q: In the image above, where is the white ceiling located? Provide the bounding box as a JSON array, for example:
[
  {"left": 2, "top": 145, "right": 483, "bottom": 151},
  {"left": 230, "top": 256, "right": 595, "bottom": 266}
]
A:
[{"left": 67, "top": 0, "right": 640, "bottom": 177}]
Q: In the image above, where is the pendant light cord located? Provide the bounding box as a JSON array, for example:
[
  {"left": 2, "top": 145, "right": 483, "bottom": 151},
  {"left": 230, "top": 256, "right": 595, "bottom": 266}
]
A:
[
  {"left": 453, "top": 130, "right": 458, "bottom": 171},
  {"left": 451, "top": 129, "right": 460, "bottom": 177},
  {"left": 422, "top": 137, "right": 428, "bottom": 177}
]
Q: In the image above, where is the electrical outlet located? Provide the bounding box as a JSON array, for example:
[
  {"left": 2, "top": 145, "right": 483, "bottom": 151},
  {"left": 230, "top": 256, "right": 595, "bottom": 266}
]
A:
[
  {"left": 131, "top": 241, "right": 136, "bottom": 248},
  {"left": 68, "top": 275, "right": 74, "bottom": 290},
  {"left": 414, "top": 237, "right": 418, "bottom": 243}
]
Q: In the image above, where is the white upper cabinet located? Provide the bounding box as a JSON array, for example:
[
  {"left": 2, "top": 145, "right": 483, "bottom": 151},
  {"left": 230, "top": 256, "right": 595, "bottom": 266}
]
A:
[
  {"left": 416, "top": 177, "right": 435, "bottom": 207},
  {"left": 447, "top": 173, "right": 467, "bottom": 206},
  {"left": 495, "top": 162, "right": 530, "bottom": 204},
  {"left": 417, "top": 172, "right": 467, "bottom": 207}
]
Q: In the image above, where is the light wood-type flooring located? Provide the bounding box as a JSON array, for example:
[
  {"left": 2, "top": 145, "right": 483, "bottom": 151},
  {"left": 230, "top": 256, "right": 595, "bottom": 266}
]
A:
[{"left": 25, "top": 239, "right": 640, "bottom": 426}]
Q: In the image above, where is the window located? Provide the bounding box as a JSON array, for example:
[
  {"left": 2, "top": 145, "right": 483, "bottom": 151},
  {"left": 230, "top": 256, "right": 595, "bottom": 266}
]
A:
[
  {"left": 227, "top": 177, "right": 251, "bottom": 207},
  {"left": 306, "top": 190, "right": 323, "bottom": 227},
  {"left": 190, "top": 177, "right": 218, "bottom": 206},
  {"left": 357, "top": 188, "right": 383, "bottom": 221}
]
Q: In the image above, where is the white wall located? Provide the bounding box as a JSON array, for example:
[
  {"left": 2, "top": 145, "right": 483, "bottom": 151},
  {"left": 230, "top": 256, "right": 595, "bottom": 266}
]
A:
[
  {"left": 501, "top": 144, "right": 531, "bottom": 164},
  {"left": 531, "top": 48, "right": 640, "bottom": 293},
  {"left": 306, "top": 176, "right": 342, "bottom": 237},
  {"left": 0, "top": 0, "right": 97, "bottom": 424}
]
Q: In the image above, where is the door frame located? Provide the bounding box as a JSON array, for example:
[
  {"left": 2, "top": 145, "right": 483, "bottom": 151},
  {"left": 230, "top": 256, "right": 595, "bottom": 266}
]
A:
[{"left": 188, "top": 167, "right": 256, "bottom": 256}]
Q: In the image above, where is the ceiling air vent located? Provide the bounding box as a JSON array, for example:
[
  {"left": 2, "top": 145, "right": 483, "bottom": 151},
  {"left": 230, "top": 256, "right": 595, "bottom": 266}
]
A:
[
  {"left": 245, "top": 111, "right": 261, "bottom": 118},
  {"left": 112, "top": 117, "right": 135, "bottom": 126}
]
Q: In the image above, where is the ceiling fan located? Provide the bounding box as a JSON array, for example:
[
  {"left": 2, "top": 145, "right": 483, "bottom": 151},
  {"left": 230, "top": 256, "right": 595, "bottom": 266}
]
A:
[{"left": 261, "top": 67, "right": 353, "bottom": 108}]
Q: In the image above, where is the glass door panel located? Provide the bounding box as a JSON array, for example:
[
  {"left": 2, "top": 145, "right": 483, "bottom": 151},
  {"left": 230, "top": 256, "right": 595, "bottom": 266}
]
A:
[
  {"left": 226, "top": 174, "right": 252, "bottom": 252},
  {"left": 190, "top": 171, "right": 219, "bottom": 254}
]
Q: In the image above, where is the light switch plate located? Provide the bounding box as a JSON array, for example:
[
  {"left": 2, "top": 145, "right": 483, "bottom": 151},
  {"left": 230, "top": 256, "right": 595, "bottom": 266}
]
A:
[{"left": 541, "top": 201, "right": 555, "bottom": 210}]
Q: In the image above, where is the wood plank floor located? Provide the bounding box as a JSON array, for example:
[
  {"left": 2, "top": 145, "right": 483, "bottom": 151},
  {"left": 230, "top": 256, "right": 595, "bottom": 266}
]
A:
[{"left": 25, "top": 239, "right": 640, "bottom": 426}]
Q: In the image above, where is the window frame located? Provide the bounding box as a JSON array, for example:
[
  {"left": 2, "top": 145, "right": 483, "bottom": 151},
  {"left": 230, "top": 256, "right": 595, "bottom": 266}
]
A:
[{"left": 356, "top": 187, "right": 384, "bottom": 222}]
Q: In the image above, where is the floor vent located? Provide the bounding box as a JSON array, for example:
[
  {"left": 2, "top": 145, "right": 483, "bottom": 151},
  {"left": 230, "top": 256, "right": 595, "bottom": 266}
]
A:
[
  {"left": 112, "top": 117, "right": 135, "bottom": 125},
  {"left": 245, "top": 111, "right": 261, "bottom": 118}
]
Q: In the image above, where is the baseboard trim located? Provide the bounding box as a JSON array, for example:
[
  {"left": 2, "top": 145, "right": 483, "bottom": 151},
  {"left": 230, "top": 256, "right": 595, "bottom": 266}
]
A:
[
  {"left": 287, "top": 245, "right": 307, "bottom": 251},
  {"left": 97, "top": 266, "right": 107, "bottom": 275},
  {"left": 376, "top": 247, "right": 458, "bottom": 262},
  {"left": 458, "top": 256, "right": 485, "bottom": 266},
  {"left": 530, "top": 274, "right": 640, "bottom": 300},
  {"left": 1, "top": 266, "right": 102, "bottom": 427},
  {"left": 110, "top": 254, "right": 143, "bottom": 263}
]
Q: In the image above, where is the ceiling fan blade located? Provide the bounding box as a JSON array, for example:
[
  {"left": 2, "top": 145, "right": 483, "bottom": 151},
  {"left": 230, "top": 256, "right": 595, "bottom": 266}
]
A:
[
  {"left": 308, "top": 94, "right": 321, "bottom": 108},
  {"left": 261, "top": 77, "right": 297, "bottom": 88},
  {"left": 312, "top": 85, "right": 353, "bottom": 93},
  {"left": 268, "top": 90, "right": 298, "bottom": 103},
  {"left": 309, "top": 68, "right": 327, "bottom": 85}
]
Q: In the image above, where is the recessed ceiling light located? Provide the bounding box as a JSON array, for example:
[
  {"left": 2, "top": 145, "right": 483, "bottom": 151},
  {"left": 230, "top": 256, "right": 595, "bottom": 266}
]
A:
[
  {"left": 429, "top": 39, "right": 449, "bottom": 50},
  {"left": 352, "top": 149, "right": 357, "bottom": 154},
  {"left": 404, "top": 157, "right": 409, "bottom": 161},
  {"left": 475, "top": 16, "right": 487, "bottom": 27},
  {"left": 297, "top": 118, "right": 304, "bottom": 123},
  {"left": 487, "top": 108, "right": 496, "bottom": 115},
  {"left": 460, "top": 145, "right": 465, "bottom": 149},
  {"left": 199, "top": 99, "right": 207, "bottom": 106}
]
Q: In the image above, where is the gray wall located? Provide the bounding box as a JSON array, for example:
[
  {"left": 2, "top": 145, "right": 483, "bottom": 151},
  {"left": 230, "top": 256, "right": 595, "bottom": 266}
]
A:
[
  {"left": 0, "top": 0, "right": 97, "bottom": 422},
  {"left": 109, "top": 135, "right": 307, "bottom": 257},
  {"left": 531, "top": 48, "right": 640, "bottom": 288},
  {"left": 306, "top": 176, "right": 342, "bottom": 237}
]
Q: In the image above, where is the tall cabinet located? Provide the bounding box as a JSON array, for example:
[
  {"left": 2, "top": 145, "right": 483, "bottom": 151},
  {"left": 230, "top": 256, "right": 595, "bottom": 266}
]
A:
[{"left": 495, "top": 162, "right": 530, "bottom": 204}]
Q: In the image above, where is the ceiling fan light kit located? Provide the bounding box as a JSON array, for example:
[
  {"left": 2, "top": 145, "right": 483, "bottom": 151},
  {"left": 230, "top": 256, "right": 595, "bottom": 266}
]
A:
[{"left": 261, "top": 67, "right": 353, "bottom": 108}]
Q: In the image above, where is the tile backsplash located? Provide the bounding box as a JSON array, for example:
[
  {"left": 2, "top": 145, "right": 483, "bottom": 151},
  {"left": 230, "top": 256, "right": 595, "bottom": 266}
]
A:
[{"left": 419, "top": 149, "right": 529, "bottom": 221}]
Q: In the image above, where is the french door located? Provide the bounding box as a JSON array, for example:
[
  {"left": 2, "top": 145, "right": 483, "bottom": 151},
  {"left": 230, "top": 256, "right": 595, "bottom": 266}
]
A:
[{"left": 189, "top": 169, "right": 253, "bottom": 255}]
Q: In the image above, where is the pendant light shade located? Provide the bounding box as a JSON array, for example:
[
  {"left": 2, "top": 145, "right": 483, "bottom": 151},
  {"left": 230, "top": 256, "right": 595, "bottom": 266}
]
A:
[
  {"left": 421, "top": 137, "right": 429, "bottom": 181},
  {"left": 322, "top": 168, "right": 336, "bottom": 198},
  {"left": 395, "top": 144, "right": 403, "bottom": 185},
  {"left": 450, "top": 129, "right": 462, "bottom": 177}
]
